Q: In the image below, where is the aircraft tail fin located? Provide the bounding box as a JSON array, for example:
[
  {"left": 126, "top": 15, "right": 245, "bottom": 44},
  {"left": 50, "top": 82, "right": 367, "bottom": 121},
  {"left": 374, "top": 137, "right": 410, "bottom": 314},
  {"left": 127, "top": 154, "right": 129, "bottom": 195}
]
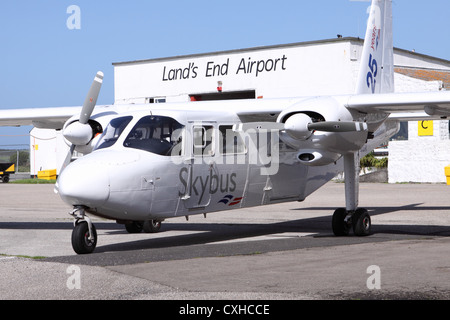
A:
[{"left": 355, "top": 0, "right": 394, "bottom": 95}]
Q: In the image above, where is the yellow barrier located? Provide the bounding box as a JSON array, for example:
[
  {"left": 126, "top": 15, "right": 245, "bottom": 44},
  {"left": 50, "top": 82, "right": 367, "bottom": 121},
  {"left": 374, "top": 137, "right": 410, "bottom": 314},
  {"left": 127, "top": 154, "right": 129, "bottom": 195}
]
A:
[
  {"left": 38, "top": 169, "right": 57, "bottom": 180},
  {"left": 445, "top": 166, "right": 450, "bottom": 185}
]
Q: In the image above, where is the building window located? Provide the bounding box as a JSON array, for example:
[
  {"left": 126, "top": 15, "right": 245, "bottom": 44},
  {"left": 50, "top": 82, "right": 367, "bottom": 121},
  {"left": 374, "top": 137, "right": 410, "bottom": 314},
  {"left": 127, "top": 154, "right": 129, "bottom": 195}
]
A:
[
  {"left": 189, "top": 90, "right": 256, "bottom": 102},
  {"left": 146, "top": 97, "right": 166, "bottom": 104}
]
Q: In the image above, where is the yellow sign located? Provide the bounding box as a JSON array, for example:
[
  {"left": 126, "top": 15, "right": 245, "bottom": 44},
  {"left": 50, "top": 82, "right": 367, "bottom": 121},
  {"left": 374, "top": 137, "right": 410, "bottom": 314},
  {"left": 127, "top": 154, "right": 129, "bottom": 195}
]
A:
[{"left": 418, "top": 121, "right": 433, "bottom": 136}]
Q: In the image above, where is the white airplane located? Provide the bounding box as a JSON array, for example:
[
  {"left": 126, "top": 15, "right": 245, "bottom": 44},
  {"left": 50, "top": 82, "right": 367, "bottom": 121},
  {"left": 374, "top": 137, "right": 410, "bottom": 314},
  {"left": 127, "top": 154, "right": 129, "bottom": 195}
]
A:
[{"left": 2, "top": 0, "right": 450, "bottom": 254}]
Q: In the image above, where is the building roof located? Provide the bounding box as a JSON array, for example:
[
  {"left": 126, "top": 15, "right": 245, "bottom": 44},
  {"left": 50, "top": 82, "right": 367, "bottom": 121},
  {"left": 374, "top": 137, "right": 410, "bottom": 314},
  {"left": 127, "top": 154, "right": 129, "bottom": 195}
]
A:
[
  {"left": 112, "top": 37, "right": 450, "bottom": 67},
  {"left": 395, "top": 67, "right": 450, "bottom": 89}
]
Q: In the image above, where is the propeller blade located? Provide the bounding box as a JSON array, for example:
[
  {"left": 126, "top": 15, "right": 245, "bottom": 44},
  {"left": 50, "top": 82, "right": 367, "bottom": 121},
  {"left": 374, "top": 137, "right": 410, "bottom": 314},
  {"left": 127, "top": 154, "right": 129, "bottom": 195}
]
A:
[
  {"left": 79, "top": 71, "right": 104, "bottom": 124},
  {"left": 55, "top": 144, "right": 76, "bottom": 193},
  {"left": 308, "top": 121, "right": 368, "bottom": 133},
  {"left": 61, "top": 145, "right": 76, "bottom": 173}
]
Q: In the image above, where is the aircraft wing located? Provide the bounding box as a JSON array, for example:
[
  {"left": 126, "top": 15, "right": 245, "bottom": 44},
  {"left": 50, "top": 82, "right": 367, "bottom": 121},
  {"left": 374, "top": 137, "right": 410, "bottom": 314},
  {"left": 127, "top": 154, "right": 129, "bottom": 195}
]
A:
[
  {"left": 0, "top": 106, "right": 82, "bottom": 129},
  {"left": 232, "top": 91, "right": 450, "bottom": 123},
  {"left": 347, "top": 91, "right": 450, "bottom": 120}
]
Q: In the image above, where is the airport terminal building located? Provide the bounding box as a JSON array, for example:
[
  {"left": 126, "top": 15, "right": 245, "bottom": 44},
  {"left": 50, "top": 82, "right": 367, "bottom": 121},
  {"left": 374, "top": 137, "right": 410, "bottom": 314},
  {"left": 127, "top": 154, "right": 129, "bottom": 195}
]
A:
[{"left": 32, "top": 37, "right": 450, "bottom": 183}]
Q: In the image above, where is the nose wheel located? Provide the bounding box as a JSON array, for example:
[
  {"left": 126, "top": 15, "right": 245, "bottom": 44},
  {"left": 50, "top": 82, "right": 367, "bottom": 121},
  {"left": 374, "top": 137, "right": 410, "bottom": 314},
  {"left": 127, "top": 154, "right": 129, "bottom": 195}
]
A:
[
  {"left": 69, "top": 206, "right": 98, "bottom": 254},
  {"left": 72, "top": 220, "right": 97, "bottom": 254}
]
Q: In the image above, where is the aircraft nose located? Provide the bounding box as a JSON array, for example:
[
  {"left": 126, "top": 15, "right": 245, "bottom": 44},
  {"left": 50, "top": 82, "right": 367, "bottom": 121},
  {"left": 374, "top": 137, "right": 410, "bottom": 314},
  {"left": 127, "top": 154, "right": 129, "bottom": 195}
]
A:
[{"left": 57, "top": 158, "right": 110, "bottom": 208}]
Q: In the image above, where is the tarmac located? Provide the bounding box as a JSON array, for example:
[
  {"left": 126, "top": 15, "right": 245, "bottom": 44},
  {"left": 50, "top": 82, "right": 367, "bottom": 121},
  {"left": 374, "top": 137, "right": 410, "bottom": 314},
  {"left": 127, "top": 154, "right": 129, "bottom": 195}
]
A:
[{"left": 1, "top": 182, "right": 450, "bottom": 301}]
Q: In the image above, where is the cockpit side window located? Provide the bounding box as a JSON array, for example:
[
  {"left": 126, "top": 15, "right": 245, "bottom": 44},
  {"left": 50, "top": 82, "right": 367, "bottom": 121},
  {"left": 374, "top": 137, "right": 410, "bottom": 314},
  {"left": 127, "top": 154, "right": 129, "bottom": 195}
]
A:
[
  {"left": 95, "top": 116, "right": 133, "bottom": 150},
  {"left": 123, "top": 115, "right": 184, "bottom": 156}
]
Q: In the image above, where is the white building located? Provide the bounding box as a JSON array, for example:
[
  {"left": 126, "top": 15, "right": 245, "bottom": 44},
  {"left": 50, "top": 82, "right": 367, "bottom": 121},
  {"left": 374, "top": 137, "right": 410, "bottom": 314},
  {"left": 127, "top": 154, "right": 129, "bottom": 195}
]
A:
[{"left": 32, "top": 37, "right": 450, "bottom": 182}]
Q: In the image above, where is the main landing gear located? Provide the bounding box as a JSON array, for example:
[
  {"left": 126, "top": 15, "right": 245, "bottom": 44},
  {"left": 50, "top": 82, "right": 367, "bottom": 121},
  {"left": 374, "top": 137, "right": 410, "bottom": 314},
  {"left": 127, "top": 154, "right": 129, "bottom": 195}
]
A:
[
  {"left": 332, "top": 208, "right": 371, "bottom": 236},
  {"left": 332, "top": 153, "right": 372, "bottom": 237},
  {"left": 124, "top": 220, "right": 162, "bottom": 233}
]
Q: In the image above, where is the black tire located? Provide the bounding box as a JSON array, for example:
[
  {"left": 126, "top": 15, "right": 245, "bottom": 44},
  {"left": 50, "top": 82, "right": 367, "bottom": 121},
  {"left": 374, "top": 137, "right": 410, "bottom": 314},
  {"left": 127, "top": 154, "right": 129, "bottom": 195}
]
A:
[
  {"left": 353, "top": 208, "right": 371, "bottom": 236},
  {"left": 332, "top": 208, "right": 350, "bottom": 236},
  {"left": 143, "top": 220, "right": 162, "bottom": 233},
  {"left": 125, "top": 221, "right": 144, "bottom": 233},
  {"left": 72, "top": 221, "right": 97, "bottom": 254},
  {"left": 2, "top": 175, "right": 9, "bottom": 183}
]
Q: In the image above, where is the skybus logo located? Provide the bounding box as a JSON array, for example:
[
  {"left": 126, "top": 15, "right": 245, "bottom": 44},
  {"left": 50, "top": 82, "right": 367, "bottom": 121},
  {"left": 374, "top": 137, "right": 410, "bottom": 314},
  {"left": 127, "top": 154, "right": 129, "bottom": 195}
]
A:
[{"left": 169, "top": 126, "right": 280, "bottom": 176}]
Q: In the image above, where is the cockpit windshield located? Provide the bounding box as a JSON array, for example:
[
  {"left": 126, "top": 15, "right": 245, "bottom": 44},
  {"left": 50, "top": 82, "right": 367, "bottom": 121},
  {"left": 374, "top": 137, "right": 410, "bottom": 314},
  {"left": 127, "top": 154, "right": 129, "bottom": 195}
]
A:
[
  {"left": 95, "top": 116, "right": 133, "bottom": 150},
  {"left": 123, "top": 115, "right": 184, "bottom": 156}
]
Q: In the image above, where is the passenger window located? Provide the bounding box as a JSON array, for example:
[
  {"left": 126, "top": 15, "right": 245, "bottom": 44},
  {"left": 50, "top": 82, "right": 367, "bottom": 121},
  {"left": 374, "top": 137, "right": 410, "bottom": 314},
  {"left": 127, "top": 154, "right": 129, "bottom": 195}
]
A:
[
  {"left": 219, "top": 125, "right": 246, "bottom": 154},
  {"left": 193, "top": 125, "right": 214, "bottom": 157}
]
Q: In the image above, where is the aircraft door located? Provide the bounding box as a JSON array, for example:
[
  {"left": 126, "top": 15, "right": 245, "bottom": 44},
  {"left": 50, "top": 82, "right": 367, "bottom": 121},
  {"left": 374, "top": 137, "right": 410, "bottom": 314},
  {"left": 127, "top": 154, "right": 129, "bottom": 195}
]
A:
[{"left": 180, "top": 123, "right": 216, "bottom": 209}]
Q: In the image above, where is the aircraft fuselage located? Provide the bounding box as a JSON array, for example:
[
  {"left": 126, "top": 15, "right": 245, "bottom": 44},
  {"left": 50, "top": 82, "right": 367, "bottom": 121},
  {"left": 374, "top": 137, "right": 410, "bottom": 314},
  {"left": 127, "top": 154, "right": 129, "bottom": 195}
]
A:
[{"left": 58, "top": 109, "right": 345, "bottom": 222}]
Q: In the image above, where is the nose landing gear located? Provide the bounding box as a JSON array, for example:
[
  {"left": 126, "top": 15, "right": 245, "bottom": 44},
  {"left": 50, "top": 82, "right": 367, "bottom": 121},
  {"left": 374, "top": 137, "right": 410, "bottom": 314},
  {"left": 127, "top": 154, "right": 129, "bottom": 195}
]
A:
[
  {"left": 69, "top": 206, "right": 97, "bottom": 254},
  {"left": 68, "top": 207, "right": 165, "bottom": 254}
]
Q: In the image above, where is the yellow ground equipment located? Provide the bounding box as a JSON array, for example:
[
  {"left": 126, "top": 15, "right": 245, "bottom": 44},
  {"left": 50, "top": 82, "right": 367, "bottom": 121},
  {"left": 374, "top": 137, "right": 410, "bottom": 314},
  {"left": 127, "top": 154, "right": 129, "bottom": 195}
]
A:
[
  {"left": 37, "top": 169, "right": 57, "bottom": 181},
  {"left": 0, "top": 163, "right": 15, "bottom": 183}
]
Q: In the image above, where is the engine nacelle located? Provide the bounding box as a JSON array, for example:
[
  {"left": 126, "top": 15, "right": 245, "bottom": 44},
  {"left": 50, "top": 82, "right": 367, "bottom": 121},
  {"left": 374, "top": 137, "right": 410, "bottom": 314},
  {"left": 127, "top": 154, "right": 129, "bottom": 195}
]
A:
[
  {"left": 296, "top": 149, "right": 341, "bottom": 167},
  {"left": 277, "top": 97, "right": 368, "bottom": 166}
]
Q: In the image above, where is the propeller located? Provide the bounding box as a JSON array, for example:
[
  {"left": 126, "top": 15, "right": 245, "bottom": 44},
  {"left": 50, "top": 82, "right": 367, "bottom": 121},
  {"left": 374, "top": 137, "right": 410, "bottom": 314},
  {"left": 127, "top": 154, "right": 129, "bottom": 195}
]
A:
[{"left": 61, "top": 71, "right": 104, "bottom": 172}]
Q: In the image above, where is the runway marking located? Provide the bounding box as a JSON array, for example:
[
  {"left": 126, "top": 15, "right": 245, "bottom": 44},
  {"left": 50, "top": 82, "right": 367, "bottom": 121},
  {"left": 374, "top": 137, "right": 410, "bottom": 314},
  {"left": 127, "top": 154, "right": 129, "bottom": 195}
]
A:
[{"left": 207, "top": 232, "right": 315, "bottom": 245}]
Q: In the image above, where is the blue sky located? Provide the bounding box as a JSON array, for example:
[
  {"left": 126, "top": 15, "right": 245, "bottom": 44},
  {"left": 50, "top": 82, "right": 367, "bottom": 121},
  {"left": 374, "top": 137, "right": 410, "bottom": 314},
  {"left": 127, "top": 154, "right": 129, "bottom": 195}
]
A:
[{"left": 1, "top": 0, "right": 449, "bottom": 148}]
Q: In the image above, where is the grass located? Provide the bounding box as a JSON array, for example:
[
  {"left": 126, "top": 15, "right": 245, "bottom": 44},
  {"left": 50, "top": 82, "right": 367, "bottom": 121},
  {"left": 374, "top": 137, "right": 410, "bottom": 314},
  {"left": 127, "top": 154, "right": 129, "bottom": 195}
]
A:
[{"left": 10, "top": 178, "right": 56, "bottom": 184}]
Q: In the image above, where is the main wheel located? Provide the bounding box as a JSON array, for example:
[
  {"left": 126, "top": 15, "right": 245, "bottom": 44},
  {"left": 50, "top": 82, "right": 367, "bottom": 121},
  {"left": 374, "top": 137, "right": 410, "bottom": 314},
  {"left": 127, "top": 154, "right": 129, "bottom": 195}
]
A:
[
  {"left": 143, "top": 220, "right": 162, "bottom": 233},
  {"left": 72, "top": 221, "right": 97, "bottom": 254},
  {"left": 332, "top": 208, "right": 350, "bottom": 236},
  {"left": 353, "top": 208, "right": 371, "bottom": 236},
  {"left": 125, "top": 221, "right": 144, "bottom": 233}
]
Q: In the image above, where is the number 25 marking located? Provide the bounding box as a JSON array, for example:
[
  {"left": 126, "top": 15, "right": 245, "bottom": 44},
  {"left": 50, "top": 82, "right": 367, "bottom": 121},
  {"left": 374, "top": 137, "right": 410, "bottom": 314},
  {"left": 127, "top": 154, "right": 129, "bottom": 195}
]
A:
[{"left": 366, "top": 54, "right": 378, "bottom": 93}]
